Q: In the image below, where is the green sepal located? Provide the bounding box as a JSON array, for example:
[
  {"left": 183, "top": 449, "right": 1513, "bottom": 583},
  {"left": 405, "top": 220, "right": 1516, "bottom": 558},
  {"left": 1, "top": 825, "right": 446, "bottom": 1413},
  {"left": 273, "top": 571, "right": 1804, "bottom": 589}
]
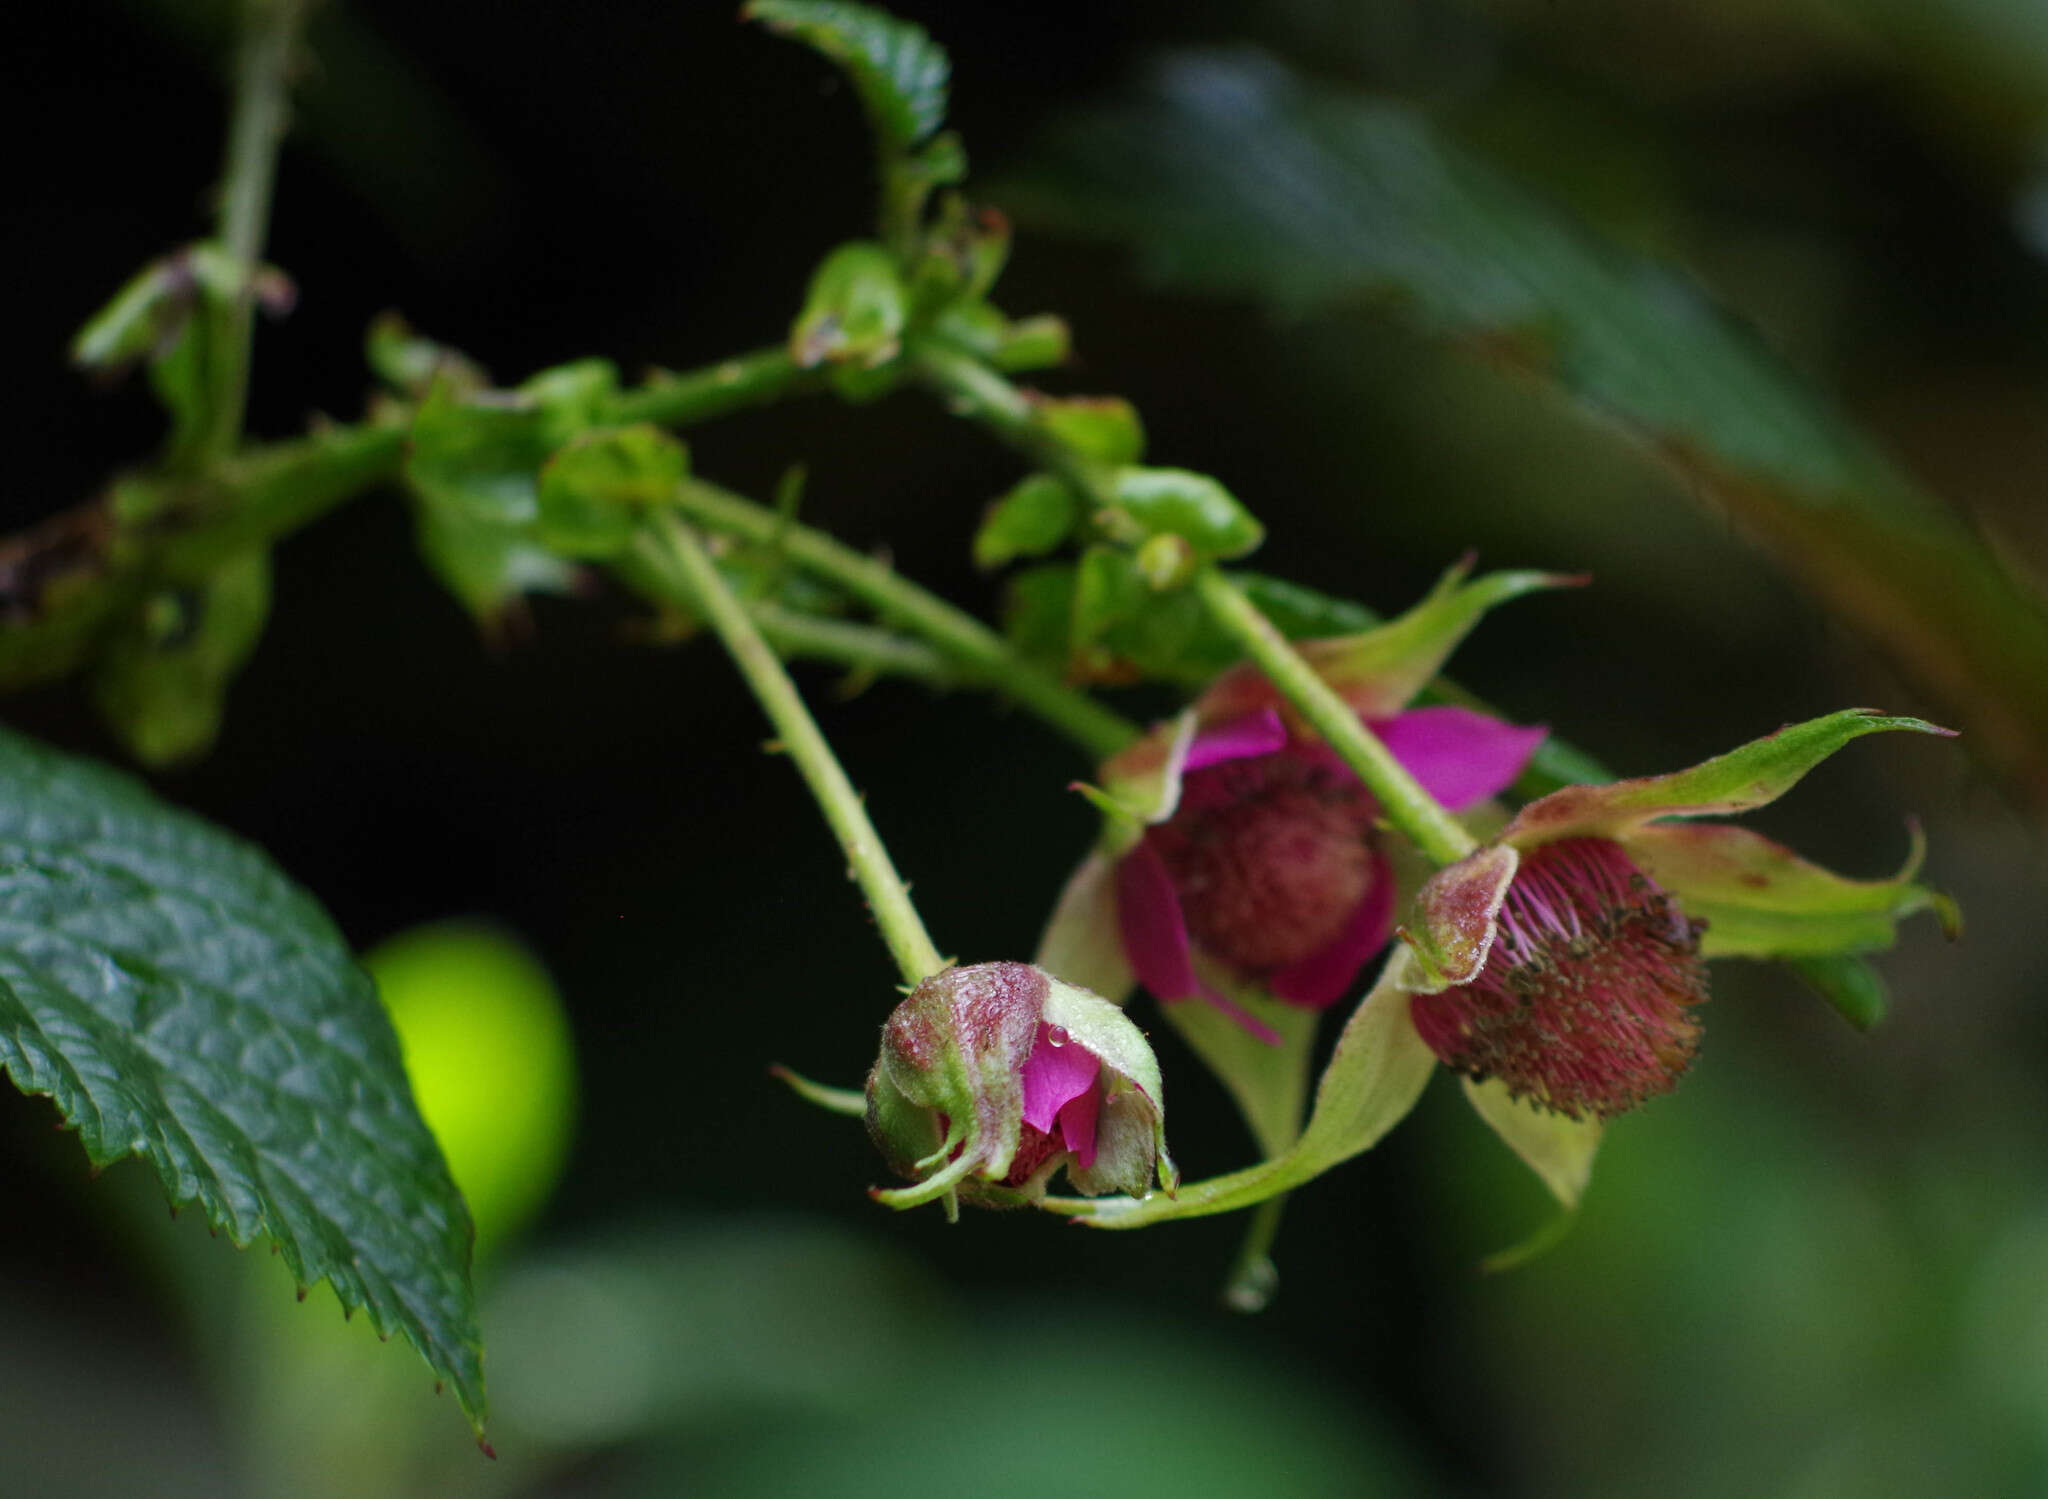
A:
[
  {"left": 974, "top": 474, "right": 1079, "bottom": 570},
  {"left": 91, "top": 548, "right": 271, "bottom": 766},
  {"left": 1398, "top": 844, "right": 1520, "bottom": 992},
  {"left": 1166, "top": 965, "right": 1319, "bottom": 1160},
  {"left": 1504, "top": 709, "right": 1956, "bottom": 845},
  {"left": 746, "top": 0, "right": 949, "bottom": 152},
  {"left": 1462, "top": 1076, "right": 1600, "bottom": 1210},
  {"left": 1626, "top": 820, "right": 1953, "bottom": 961},
  {"left": 1034, "top": 852, "right": 1135, "bottom": 1006},
  {"left": 1786, "top": 953, "right": 1890, "bottom": 1031},
  {"left": 1048, "top": 949, "right": 1437, "bottom": 1227},
  {"left": 537, "top": 425, "right": 689, "bottom": 559},
  {"left": 1099, "top": 466, "right": 1262, "bottom": 563},
  {"left": 1287, "top": 558, "right": 1580, "bottom": 720},
  {"left": 1096, "top": 711, "right": 1197, "bottom": 834},
  {"left": 769, "top": 1064, "right": 869, "bottom": 1117},
  {"left": 1042, "top": 977, "right": 1175, "bottom": 1198},
  {"left": 791, "top": 241, "right": 910, "bottom": 371}
]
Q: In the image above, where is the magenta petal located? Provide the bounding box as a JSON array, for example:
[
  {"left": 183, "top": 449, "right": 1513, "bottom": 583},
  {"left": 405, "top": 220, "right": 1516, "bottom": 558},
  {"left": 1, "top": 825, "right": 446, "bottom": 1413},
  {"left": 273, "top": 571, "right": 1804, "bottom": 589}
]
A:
[
  {"left": 1268, "top": 849, "right": 1398, "bottom": 1008},
  {"left": 1115, "top": 841, "right": 1200, "bottom": 1002},
  {"left": 1021, "top": 1024, "right": 1101, "bottom": 1133},
  {"left": 1055, "top": 1082, "right": 1102, "bottom": 1169},
  {"left": 1372, "top": 706, "right": 1546, "bottom": 813},
  {"left": 1184, "top": 709, "right": 1288, "bottom": 771}
]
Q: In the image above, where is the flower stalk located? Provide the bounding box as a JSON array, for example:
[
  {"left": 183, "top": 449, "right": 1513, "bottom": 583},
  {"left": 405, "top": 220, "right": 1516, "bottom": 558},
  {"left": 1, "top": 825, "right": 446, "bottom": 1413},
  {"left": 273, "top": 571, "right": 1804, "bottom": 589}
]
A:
[
  {"left": 639, "top": 511, "right": 947, "bottom": 987},
  {"left": 673, "top": 479, "right": 1139, "bottom": 760},
  {"left": 1190, "top": 567, "right": 1479, "bottom": 869}
]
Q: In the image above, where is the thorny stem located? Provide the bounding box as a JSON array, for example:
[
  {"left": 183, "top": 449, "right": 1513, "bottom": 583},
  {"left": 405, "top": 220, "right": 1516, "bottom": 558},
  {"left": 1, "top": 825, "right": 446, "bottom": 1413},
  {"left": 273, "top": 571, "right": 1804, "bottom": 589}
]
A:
[
  {"left": 638, "top": 512, "right": 948, "bottom": 988},
  {"left": 203, "top": 0, "right": 307, "bottom": 464},
  {"left": 1192, "top": 568, "right": 1477, "bottom": 867},
  {"left": 604, "top": 345, "right": 818, "bottom": 429},
  {"left": 673, "top": 480, "right": 1139, "bottom": 761}
]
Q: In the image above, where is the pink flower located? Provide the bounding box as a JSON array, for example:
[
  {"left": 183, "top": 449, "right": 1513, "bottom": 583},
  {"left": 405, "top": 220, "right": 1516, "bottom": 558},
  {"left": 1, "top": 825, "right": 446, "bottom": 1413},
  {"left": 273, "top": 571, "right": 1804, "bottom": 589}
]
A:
[
  {"left": 1398, "top": 709, "right": 1960, "bottom": 1122},
  {"left": 865, "top": 962, "right": 1175, "bottom": 1213},
  {"left": 1036, "top": 563, "right": 1576, "bottom": 1043},
  {"left": 1408, "top": 837, "right": 1706, "bottom": 1118},
  {"left": 1114, "top": 703, "right": 1545, "bottom": 1021}
]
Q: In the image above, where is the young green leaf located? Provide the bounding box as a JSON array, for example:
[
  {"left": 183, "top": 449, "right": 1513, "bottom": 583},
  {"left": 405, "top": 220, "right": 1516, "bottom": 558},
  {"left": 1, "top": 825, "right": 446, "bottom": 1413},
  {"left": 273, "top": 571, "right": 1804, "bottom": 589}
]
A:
[
  {"left": 747, "top": 0, "right": 949, "bottom": 152},
  {"left": 973, "top": 474, "right": 1079, "bottom": 570},
  {"left": 0, "top": 728, "right": 487, "bottom": 1433}
]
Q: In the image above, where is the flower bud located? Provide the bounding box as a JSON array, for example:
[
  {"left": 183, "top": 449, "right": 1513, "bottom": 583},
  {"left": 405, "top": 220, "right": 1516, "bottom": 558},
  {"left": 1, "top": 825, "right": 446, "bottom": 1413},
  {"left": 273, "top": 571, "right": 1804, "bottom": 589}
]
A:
[{"left": 866, "top": 961, "right": 1175, "bottom": 1214}]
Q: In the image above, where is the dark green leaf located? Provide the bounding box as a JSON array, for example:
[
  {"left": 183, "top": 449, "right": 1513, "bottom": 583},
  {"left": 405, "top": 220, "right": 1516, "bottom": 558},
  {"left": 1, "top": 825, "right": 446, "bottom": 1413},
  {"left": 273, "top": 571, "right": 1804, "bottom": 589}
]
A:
[
  {"left": 1018, "top": 50, "right": 2048, "bottom": 808},
  {"left": 974, "top": 474, "right": 1079, "bottom": 570},
  {"left": 747, "top": 0, "right": 949, "bottom": 150},
  {"left": 0, "top": 728, "right": 486, "bottom": 1431}
]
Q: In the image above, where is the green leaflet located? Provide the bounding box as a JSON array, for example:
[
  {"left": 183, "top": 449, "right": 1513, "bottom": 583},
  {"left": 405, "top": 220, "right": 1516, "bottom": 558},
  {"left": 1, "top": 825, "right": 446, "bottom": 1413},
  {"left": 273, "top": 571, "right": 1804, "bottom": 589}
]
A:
[
  {"left": 1014, "top": 48, "right": 2048, "bottom": 808},
  {"left": 746, "top": 0, "right": 949, "bottom": 150},
  {"left": 0, "top": 728, "right": 487, "bottom": 1433}
]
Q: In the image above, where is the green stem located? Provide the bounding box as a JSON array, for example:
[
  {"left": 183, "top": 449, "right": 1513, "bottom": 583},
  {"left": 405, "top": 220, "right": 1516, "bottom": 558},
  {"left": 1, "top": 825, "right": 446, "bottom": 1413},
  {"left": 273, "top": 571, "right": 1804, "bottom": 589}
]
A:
[
  {"left": 638, "top": 513, "right": 947, "bottom": 987},
  {"left": 1221, "top": 1198, "right": 1286, "bottom": 1312},
  {"left": 1192, "top": 567, "right": 1476, "bottom": 867},
  {"left": 604, "top": 345, "right": 817, "bottom": 428},
  {"left": 911, "top": 343, "right": 1106, "bottom": 499},
  {"left": 748, "top": 604, "right": 955, "bottom": 689},
  {"left": 203, "top": 0, "right": 306, "bottom": 463},
  {"left": 672, "top": 480, "right": 1139, "bottom": 761}
]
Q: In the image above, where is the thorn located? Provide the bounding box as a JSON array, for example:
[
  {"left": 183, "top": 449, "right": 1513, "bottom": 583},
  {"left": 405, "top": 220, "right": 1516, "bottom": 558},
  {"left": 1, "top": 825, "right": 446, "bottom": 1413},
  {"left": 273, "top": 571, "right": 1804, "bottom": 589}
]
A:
[
  {"left": 342, "top": 1305, "right": 355, "bottom": 1322},
  {"left": 269, "top": 1241, "right": 280, "bottom": 1254},
  {"left": 296, "top": 1287, "right": 308, "bottom": 1303}
]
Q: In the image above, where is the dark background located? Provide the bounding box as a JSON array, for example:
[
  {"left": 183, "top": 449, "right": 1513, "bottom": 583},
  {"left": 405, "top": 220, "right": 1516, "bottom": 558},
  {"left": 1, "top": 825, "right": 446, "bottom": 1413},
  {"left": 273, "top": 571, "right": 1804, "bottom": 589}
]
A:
[{"left": 4, "top": 2, "right": 2046, "bottom": 1495}]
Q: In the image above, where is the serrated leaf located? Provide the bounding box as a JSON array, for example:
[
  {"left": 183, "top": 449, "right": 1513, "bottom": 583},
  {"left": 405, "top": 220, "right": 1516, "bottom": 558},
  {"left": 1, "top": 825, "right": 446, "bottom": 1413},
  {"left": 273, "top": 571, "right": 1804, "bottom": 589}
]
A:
[
  {"left": 0, "top": 727, "right": 486, "bottom": 1432},
  {"left": 747, "top": 0, "right": 949, "bottom": 151},
  {"left": 1017, "top": 48, "right": 2048, "bottom": 810}
]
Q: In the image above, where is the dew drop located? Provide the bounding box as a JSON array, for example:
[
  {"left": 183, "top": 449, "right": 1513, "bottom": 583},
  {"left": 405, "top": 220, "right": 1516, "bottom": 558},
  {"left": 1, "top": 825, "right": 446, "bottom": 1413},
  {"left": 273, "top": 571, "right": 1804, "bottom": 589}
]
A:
[{"left": 1046, "top": 1026, "right": 1069, "bottom": 1048}]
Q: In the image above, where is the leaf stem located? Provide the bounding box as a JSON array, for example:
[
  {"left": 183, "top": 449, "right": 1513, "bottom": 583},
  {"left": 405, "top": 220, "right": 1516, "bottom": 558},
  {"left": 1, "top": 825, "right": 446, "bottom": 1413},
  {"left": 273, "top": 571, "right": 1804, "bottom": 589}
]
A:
[
  {"left": 637, "top": 513, "right": 948, "bottom": 987},
  {"left": 672, "top": 479, "right": 1139, "bottom": 761},
  {"left": 1192, "top": 567, "right": 1476, "bottom": 867},
  {"left": 204, "top": 0, "right": 307, "bottom": 462}
]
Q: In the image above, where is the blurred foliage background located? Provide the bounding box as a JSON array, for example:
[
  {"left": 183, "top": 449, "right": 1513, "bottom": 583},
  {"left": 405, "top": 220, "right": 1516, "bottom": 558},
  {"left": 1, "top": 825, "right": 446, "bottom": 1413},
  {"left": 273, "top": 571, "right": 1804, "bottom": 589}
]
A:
[{"left": 3, "top": 0, "right": 2047, "bottom": 1494}]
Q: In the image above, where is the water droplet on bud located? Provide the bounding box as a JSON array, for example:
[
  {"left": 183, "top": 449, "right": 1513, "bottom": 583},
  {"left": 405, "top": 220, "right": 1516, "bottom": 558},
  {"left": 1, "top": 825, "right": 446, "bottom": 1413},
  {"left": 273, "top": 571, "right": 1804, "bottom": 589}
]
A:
[{"left": 1046, "top": 1026, "right": 1069, "bottom": 1047}]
